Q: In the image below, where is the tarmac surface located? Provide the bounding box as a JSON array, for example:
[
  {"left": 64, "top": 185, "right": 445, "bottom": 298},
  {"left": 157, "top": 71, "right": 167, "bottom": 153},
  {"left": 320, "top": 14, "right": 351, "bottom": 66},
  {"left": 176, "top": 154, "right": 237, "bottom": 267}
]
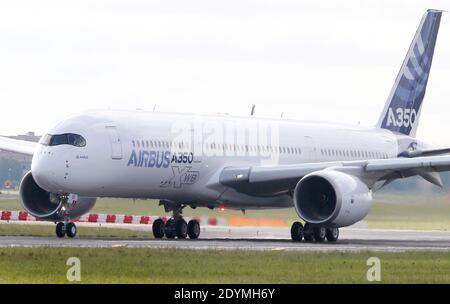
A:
[{"left": 1, "top": 225, "right": 450, "bottom": 252}]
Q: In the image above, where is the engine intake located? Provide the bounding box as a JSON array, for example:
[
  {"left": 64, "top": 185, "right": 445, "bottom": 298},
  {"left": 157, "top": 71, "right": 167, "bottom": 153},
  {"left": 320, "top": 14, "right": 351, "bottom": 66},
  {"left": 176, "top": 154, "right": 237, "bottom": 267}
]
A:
[
  {"left": 20, "top": 171, "right": 96, "bottom": 221},
  {"left": 293, "top": 170, "right": 372, "bottom": 227}
]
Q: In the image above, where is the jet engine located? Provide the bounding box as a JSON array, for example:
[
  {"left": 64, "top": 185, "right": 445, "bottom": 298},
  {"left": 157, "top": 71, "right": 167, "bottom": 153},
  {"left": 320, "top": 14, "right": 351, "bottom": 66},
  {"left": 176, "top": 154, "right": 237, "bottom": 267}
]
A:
[
  {"left": 293, "top": 170, "right": 372, "bottom": 227},
  {"left": 19, "top": 171, "right": 96, "bottom": 221}
]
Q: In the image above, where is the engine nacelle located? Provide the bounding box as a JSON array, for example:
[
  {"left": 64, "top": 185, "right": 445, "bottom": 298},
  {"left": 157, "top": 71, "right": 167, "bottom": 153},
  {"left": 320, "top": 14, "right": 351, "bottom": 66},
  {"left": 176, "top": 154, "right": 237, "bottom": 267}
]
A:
[
  {"left": 19, "top": 171, "right": 96, "bottom": 221},
  {"left": 293, "top": 170, "right": 372, "bottom": 227}
]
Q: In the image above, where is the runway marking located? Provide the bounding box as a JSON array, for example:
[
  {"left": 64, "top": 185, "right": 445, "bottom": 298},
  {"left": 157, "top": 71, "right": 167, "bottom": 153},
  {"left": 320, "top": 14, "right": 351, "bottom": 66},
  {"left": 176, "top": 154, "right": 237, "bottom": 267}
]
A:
[{"left": 0, "top": 227, "right": 449, "bottom": 252}]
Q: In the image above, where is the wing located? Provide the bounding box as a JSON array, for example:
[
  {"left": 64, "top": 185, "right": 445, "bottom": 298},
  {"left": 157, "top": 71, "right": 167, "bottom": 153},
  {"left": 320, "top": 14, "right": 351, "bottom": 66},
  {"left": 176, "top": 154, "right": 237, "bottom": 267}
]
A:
[
  {"left": 0, "top": 136, "right": 37, "bottom": 156},
  {"left": 220, "top": 155, "right": 450, "bottom": 196}
]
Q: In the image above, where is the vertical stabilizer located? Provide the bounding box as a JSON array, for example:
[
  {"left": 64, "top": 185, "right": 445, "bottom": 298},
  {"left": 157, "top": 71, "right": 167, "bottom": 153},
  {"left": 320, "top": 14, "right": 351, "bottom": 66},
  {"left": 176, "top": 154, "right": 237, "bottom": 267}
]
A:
[{"left": 377, "top": 9, "right": 442, "bottom": 137}]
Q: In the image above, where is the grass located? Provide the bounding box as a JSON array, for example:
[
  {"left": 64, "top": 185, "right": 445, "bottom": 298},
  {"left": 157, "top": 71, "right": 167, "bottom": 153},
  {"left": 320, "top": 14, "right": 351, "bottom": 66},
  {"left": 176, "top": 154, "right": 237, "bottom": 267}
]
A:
[
  {"left": 367, "top": 194, "right": 450, "bottom": 230},
  {"left": 0, "top": 223, "right": 152, "bottom": 238},
  {"left": 0, "top": 247, "right": 448, "bottom": 283}
]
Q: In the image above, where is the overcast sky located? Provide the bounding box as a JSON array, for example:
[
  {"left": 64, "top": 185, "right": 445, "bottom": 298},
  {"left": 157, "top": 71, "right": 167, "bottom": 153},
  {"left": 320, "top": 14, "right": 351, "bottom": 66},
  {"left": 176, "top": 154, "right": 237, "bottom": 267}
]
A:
[{"left": 1, "top": 0, "right": 449, "bottom": 145}]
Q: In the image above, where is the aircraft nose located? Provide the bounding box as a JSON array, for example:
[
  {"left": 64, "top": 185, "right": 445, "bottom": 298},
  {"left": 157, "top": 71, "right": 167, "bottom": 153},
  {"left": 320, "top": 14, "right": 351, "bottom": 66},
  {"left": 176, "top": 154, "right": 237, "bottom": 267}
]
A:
[{"left": 31, "top": 150, "right": 64, "bottom": 193}]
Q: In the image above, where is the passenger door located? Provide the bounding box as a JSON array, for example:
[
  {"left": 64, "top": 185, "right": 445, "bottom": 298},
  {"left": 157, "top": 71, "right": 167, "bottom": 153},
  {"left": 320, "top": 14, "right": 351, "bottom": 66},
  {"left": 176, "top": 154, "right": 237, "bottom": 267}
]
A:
[
  {"left": 106, "top": 126, "right": 123, "bottom": 160},
  {"left": 302, "top": 135, "right": 317, "bottom": 162}
]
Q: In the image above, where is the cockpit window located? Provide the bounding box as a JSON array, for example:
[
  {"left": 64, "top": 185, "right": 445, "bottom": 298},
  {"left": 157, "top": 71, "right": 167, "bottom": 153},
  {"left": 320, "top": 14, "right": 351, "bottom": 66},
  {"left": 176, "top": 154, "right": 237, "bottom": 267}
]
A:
[
  {"left": 39, "top": 134, "right": 52, "bottom": 146},
  {"left": 50, "top": 134, "right": 68, "bottom": 146},
  {"left": 40, "top": 133, "right": 86, "bottom": 147},
  {"left": 67, "top": 134, "right": 86, "bottom": 147}
]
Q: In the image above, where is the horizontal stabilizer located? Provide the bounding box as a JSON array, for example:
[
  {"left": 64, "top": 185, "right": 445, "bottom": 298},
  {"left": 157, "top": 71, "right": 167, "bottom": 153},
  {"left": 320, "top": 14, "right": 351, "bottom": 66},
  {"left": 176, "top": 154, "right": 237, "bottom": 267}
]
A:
[{"left": 398, "top": 147, "right": 450, "bottom": 158}]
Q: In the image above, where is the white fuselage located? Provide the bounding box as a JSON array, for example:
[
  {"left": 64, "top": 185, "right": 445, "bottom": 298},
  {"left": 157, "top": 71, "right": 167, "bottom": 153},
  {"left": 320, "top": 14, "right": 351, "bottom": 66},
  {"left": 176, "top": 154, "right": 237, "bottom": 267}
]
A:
[{"left": 31, "top": 110, "right": 408, "bottom": 209}]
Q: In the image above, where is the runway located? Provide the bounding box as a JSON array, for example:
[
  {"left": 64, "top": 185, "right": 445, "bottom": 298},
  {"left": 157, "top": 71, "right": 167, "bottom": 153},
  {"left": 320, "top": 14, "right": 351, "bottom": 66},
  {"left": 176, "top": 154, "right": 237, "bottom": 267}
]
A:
[{"left": 1, "top": 225, "right": 450, "bottom": 252}]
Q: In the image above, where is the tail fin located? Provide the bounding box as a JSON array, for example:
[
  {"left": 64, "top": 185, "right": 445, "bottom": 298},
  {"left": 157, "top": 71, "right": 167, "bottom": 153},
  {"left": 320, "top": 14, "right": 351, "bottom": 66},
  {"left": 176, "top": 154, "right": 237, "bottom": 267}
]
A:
[{"left": 377, "top": 9, "right": 443, "bottom": 137}]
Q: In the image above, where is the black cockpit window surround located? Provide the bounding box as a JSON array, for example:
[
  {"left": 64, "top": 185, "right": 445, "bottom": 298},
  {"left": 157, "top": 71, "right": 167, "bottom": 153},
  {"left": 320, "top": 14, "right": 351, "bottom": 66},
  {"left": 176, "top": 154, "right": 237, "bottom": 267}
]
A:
[{"left": 40, "top": 133, "right": 86, "bottom": 147}]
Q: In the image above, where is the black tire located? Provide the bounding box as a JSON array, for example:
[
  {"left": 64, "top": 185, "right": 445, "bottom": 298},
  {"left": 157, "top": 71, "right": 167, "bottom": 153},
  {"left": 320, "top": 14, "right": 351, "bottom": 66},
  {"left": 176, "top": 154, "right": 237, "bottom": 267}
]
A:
[
  {"left": 165, "top": 218, "right": 176, "bottom": 239},
  {"left": 56, "top": 222, "right": 66, "bottom": 238},
  {"left": 187, "top": 220, "right": 200, "bottom": 239},
  {"left": 152, "top": 218, "right": 165, "bottom": 239},
  {"left": 326, "top": 227, "right": 339, "bottom": 242},
  {"left": 303, "top": 222, "right": 314, "bottom": 242},
  {"left": 290, "top": 221, "right": 303, "bottom": 241},
  {"left": 313, "top": 226, "right": 326, "bottom": 242},
  {"left": 66, "top": 222, "right": 77, "bottom": 238},
  {"left": 176, "top": 219, "right": 188, "bottom": 239}
]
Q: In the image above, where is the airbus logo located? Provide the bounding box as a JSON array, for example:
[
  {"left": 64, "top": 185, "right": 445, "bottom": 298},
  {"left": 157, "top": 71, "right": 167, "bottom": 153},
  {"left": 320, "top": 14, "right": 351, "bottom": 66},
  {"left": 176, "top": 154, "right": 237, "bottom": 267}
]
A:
[{"left": 127, "top": 150, "right": 194, "bottom": 168}]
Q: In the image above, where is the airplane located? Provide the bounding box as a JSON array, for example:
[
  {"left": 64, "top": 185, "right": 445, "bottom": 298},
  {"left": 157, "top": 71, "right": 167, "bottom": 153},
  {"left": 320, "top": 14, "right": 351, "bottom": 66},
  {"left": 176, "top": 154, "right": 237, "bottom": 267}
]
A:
[{"left": 0, "top": 9, "right": 449, "bottom": 242}]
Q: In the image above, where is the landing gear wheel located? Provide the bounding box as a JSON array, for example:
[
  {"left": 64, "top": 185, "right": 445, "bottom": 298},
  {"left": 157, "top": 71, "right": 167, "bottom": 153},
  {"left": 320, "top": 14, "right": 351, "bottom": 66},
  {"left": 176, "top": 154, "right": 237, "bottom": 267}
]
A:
[
  {"left": 187, "top": 220, "right": 200, "bottom": 239},
  {"left": 66, "top": 222, "right": 77, "bottom": 238},
  {"left": 303, "top": 223, "right": 314, "bottom": 242},
  {"left": 313, "top": 226, "right": 326, "bottom": 242},
  {"left": 56, "top": 222, "right": 66, "bottom": 238},
  {"left": 152, "top": 218, "right": 165, "bottom": 239},
  {"left": 326, "top": 227, "right": 339, "bottom": 242},
  {"left": 290, "top": 222, "right": 303, "bottom": 241},
  {"left": 176, "top": 219, "right": 188, "bottom": 239},
  {"left": 165, "top": 218, "right": 176, "bottom": 239}
]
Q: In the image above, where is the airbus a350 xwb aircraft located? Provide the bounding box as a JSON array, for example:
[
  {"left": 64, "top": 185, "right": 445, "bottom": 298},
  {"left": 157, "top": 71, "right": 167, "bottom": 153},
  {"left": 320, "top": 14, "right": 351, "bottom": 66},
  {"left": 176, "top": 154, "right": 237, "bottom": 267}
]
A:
[{"left": 0, "top": 9, "right": 448, "bottom": 242}]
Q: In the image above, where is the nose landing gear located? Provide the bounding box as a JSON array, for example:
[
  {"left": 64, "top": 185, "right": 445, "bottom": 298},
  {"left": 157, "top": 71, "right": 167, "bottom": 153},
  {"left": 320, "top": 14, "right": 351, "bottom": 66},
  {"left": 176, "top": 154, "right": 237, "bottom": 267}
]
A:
[
  {"left": 290, "top": 221, "right": 339, "bottom": 243},
  {"left": 54, "top": 194, "right": 77, "bottom": 238},
  {"left": 152, "top": 204, "right": 200, "bottom": 240},
  {"left": 55, "top": 221, "right": 77, "bottom": 238}
]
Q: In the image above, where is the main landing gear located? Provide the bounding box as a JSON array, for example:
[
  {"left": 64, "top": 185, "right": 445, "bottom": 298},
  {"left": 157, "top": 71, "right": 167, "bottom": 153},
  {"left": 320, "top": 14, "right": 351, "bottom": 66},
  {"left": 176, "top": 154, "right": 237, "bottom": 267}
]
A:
[
  {"left": 290, "top": 221, "right": 339, "bottom": 242},
  {"left": 55, "top": 222, "right": 77, "bottom": 238},
  {"left": 152, "top": 205, "right": 200, "bottom": 240}
]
